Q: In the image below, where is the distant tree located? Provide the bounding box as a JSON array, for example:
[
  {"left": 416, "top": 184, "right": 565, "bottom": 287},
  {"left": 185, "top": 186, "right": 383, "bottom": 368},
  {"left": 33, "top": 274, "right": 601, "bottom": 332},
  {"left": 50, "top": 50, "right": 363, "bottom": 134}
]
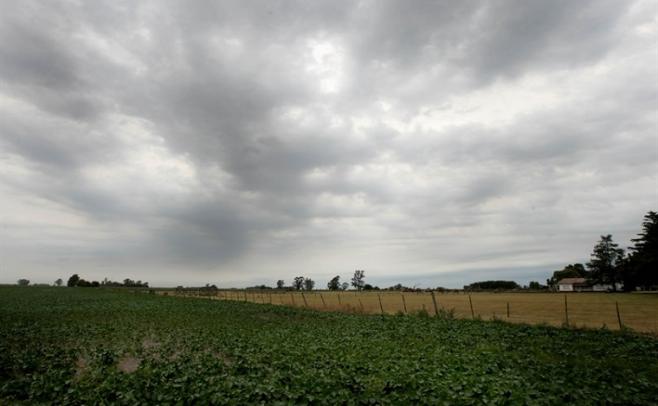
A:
[
  {"left": 54, "top": 278, "right": 63, "bottom": 287},
  {"left": 67, "top": 274, "right": 80, "bottom": 287},
  {"left": 548, "top": 263, "right": 587, "bottom": 288},
  {"left": 17, "top": 279, "right": 30, "bottom": 286},
  {"left": 247, "top": 284, "right": 272, "bottom": 290},
  {"left": 292, "top": 276, "right": 305, "bottom": 291},
  {"left": 363, "top": 283, "right": 379, "bottom": 291},
  {"left": 464, "top": 281, "right": 519, "bottom": 290},
  {"left": 327, "top": 275, "right": 341, "bottom": 291},
  {"left": 624, "top": 211, "right": 658, "bottom": 290},
  {"left": 118, "top": 278, "right": 148, "bottom": 288},
  {"left": 340, "top": 282, "right": 349, "bottom": 291},
  {"left": 276, "top": 279, "right": 285, "bottom": 289},
  {"left": 587, "top": 235, "right": 624, "bottom": 291},
  {"left": 528, "top": 281, "right": 544, "bottom": 290},
  {"left": 384, "top": 284, "right": 419, "bottom": 291},
  {"left": 304, "top": 278, "right": 315, "bottom": 291},
  {"left": 351, "top": 270, "right": 365, "bottom": 291},
  {"left": 200, "top": 284, "right": 218, "bottom": 295}
]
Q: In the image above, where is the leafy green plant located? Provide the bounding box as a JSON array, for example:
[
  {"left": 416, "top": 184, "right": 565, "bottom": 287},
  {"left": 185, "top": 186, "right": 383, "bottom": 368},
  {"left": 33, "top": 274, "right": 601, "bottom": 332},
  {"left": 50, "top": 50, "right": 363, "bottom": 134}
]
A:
[{"left": 436, "top": 307, "right": 456, "bottom": 320}]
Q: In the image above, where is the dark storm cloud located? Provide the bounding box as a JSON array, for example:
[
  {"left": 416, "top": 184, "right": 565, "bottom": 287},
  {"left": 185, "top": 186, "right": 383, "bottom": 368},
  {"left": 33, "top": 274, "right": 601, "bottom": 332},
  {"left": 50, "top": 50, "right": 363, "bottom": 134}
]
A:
[
  {"left": 1, "top": 0, "right": 655, "bottom": 286},
  {"left": 466, "top": 0, "right": 625, "bottom": 79}
]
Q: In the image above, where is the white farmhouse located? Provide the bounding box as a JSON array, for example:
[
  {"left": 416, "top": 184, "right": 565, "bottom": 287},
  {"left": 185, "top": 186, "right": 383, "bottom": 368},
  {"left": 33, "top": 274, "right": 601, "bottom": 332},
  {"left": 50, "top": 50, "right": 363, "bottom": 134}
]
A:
[
  {"left": 557, "top": 278, "right": 588, "bottom": 292},
  {"left": 558, "top": 278, "right": 623, "bottom": 292}
]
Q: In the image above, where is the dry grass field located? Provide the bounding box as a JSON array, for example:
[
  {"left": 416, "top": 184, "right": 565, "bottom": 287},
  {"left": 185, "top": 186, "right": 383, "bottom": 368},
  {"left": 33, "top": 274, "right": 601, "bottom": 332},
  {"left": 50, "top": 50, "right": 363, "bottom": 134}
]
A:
[{"left": 164, "top": 290, "right": 658, "bottom": 334}]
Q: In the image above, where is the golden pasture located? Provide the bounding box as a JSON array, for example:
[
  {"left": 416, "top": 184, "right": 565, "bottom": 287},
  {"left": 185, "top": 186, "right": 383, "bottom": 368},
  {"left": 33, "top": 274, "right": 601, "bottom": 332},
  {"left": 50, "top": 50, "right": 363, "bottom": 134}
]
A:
[{"left": 166, "top": 290, "right": 658, "bottom": 334}]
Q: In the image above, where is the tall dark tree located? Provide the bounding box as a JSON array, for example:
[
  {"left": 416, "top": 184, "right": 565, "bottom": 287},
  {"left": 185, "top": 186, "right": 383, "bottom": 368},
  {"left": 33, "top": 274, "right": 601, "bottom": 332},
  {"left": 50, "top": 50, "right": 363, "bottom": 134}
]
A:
[
  {"left": 67, "top": 274, "right": 80, "bottom": 287},
  {"left": 303, "top": 278, "right": 315, "bottom": 291},
  {"left": 351, "top": 270, "right": 365, "bottom": 291},
  {"left": 327, "top": 275, "right": 341, "bottom": 290},
  {"left": 292, "top": 276, "right": 305, "bottom": 291},
  {"left": 587, "top": 235, "right": 624, "bottom": 291},
  {"left": 276, "top": 280, "right": 285, "bottom": 289},
  {"left": 625, "top": 211, "right": 658, "bottom": 290}
]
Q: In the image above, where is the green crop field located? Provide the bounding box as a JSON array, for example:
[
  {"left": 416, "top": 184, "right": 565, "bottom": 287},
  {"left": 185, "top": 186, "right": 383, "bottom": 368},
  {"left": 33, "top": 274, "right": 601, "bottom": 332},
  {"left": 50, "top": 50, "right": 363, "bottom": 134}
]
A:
[{"left": 2, "top": 287, "right": 658, "bottom": 404}]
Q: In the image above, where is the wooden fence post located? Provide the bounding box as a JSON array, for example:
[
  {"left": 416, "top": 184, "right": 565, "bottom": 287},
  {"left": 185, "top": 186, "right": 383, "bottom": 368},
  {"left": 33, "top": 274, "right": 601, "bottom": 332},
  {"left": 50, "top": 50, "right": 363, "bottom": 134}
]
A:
[
  {"left": 301, "top": 292, "right": 309, "bottom": 308},
  {"left": 359, "top": 298, "right": 364, "bottom": 313},
  {"left": 506, "top": 302, "right": 510, "bottom": 318},
  {"left": 269, "top": 292, "right": 273, "bottom": 304},
  {"left": 401, "top": 293, "right": 408, "bottom": 314},
  {"left": 564, "top": 294, "right": 569, "bottom": 327},
  {"left": 615, "top": 301, "right": 623, "bottom": 330},
  {"left": 431, "top": 291, "right": 440, "bottom": 316},
  {"left": 290, "top": 293, "right": 296, "bottom": 306},
  {"left": 468, "top": 295, "right": 475, "bottom": 319},
  {"left": 378, "top": 294, "right": 384, "bottom": 315},
  {"left": 338, "top": 294, "right": 342, "bottom": 305},
  {"left": 320, "top": 293, "right": 326, "bottom": 308}
]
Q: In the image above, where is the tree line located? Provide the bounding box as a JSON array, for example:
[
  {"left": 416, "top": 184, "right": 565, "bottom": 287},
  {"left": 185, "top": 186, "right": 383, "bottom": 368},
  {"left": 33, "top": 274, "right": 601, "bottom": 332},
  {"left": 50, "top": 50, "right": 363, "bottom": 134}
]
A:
[
  {"left": 266, "top": 270, "right": 367, "bottom": 292},
  {"left": 65, "top": 274, "right": 149, "bottom": 288},
  {"left": 548, "top": 211, "right": 657, "bottom": 291},
  {"left": 15, "top": 275, "right": 149, "bottom": 288}
]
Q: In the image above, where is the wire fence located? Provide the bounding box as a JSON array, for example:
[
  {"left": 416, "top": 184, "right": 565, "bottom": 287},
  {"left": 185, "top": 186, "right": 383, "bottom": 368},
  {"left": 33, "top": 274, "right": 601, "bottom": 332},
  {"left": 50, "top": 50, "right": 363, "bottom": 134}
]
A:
[{"left": 158, "top": 290, "right": 658, "bottom": 334}]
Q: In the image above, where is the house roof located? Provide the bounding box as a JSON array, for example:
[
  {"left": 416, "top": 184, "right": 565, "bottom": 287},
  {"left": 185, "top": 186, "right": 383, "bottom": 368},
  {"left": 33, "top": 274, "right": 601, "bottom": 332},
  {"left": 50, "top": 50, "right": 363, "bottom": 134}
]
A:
[{"left": 558, "top": 277, "right": 587, "bottom": 285}]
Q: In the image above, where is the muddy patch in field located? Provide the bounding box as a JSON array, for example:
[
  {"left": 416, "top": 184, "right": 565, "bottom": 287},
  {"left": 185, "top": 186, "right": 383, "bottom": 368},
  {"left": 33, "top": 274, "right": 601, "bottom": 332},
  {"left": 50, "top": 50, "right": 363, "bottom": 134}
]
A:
[
  {"left": 212, "top": 351, "right": 233, "bottom": 366},
  {"left": 117, "top": 356, "right": 141, "bottom": 373},
  {"left": 74, "top": 356, "right": 88, "bottom": 380},
  {"left": 142, "top": 338, "right": 160, "bottom": 350}
]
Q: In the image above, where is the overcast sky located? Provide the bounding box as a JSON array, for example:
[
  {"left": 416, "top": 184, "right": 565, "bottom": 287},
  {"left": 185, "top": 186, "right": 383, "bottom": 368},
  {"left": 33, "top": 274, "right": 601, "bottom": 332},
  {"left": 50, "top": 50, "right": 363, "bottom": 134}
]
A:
[{"left": 1, "top": 0, "right": 656, "bottom": 288}]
